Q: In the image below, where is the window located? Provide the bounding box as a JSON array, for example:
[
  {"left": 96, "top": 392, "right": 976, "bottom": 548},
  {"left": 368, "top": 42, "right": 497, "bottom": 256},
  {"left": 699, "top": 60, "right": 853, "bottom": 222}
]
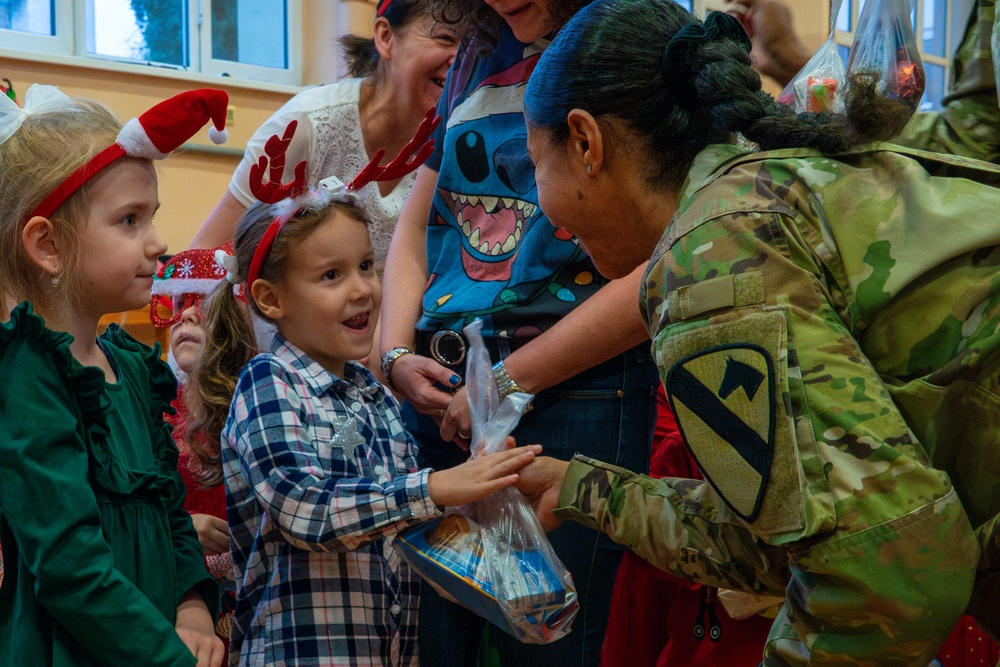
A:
[
  {"left": 1, "top": 0, "right": 300, "bottom": 85},
  {"left": 835, "top": 0, "right": 974, "bottom": 110}
]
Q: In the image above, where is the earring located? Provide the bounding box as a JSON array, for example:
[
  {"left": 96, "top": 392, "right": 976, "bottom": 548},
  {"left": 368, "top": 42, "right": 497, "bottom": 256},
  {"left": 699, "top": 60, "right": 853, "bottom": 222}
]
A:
[
  {"left": 586, "top": 164, "right": 593, "bottom": 172},
  {"left": 50, "top": 269, "right": 61, "bottom": 288}
]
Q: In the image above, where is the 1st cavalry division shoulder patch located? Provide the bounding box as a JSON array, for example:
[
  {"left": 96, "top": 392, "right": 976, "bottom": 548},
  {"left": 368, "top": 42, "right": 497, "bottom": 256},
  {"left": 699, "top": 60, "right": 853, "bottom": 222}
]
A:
[{"left": 665, "top": 344, "right": 775, "bottom": 521}]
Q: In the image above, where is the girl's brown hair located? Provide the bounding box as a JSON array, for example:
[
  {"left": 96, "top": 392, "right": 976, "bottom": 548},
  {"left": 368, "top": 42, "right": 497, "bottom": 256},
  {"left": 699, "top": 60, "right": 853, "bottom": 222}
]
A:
[
  {"left": 184, "top": 199, "right": 369, "bottom": 485},
  {"left": 432, "top": 0, "right": 586, "bottom": 51}
]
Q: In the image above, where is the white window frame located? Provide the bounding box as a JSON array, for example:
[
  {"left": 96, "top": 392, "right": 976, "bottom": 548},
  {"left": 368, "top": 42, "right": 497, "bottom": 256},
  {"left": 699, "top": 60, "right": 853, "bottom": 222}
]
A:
[
  {"left": 0, "top": 0, "right": 302, "bottom": 86},
  {"left": 1, "top": 1, "right": 74, "bottom": 55}
]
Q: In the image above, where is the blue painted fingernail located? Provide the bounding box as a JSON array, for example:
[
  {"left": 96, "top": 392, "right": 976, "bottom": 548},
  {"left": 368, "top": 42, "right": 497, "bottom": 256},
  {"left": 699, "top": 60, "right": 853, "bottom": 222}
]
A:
[{"left": 449, "top": 374, "right": 461, "bottom": 385}]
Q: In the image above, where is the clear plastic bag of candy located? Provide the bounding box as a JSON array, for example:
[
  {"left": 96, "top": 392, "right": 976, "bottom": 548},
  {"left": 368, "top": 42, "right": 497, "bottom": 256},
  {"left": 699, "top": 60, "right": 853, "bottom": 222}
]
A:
[
  {"left": 778, "top": 0, "right": 846, "bottom": 113},
  {"left": 846, "top": 0, "right": 925, "bottom": 108},
  {"left": 395, "top": 320, "right": 578, "bottom": 643}
]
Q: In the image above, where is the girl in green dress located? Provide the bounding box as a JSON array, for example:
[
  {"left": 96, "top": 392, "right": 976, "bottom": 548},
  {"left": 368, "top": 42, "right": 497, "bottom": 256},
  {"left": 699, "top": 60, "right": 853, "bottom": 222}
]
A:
[{"left": 0, "top": 85, "right": 231, "bottom": 667}]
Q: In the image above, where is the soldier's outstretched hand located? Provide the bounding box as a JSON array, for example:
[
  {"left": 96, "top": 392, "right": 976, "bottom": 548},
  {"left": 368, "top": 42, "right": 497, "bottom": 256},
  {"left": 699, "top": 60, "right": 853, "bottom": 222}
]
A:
[{"left": 516, "top": 456, "right": 571, "bottom": 534}]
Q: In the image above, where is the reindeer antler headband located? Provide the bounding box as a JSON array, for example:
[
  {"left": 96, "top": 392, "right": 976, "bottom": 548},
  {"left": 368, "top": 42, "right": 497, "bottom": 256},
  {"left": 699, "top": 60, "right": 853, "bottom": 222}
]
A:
[{"left": 243, "top": 106, "right": 440, "bottom": 291}]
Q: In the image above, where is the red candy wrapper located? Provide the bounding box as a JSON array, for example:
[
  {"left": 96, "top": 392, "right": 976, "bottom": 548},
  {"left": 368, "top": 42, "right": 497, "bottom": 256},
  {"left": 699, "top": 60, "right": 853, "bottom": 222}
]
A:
[{"left": 846, "top": 0, "right": 925, "bottom": 108}]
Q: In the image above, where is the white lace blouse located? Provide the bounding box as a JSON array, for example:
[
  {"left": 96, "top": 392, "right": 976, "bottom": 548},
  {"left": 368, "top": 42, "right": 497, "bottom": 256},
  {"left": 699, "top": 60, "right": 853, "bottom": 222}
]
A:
[{"left": 228, "top": 78, "right": 416, "bottom": 269}]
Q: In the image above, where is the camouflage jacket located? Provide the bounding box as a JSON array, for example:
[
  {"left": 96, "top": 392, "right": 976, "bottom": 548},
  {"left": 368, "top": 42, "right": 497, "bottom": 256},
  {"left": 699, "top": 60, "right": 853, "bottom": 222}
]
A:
[
  {"left": 558, "top": 143, "right": 1000, "bottom": 551},
  {"left": 899, "top": 0, "right": 1000, "bottom": 163}
]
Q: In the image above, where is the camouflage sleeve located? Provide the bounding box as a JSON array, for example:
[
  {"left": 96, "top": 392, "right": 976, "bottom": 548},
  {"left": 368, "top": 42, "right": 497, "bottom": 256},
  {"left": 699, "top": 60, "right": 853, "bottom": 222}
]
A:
[
  {"left": 553, "top": 454, "right": 789, "bottom": 596},
  {"left": 895, "top": 0, "right": 1000, "bottom": 162},
  {"left": 642, "top": 203, "right": 955, "bottom": 547}
]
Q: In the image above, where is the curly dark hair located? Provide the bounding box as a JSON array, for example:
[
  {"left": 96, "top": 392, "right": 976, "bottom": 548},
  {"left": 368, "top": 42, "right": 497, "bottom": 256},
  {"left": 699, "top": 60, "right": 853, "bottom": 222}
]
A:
[{"left": 431, "top": 0, "right": 587, "bottom": 50}]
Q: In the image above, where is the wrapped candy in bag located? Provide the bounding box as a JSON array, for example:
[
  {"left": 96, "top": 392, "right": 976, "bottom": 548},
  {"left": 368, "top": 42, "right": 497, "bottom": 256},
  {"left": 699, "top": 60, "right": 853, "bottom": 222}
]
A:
[
  {"left": 777, "top": 0, "right": 846, "bottom": 113},
  {"left": 846, "top": 0, "right": 925, "bottom": 107},
  {"left": 394, "top": 320, "right": 579, "bottom": 644}
]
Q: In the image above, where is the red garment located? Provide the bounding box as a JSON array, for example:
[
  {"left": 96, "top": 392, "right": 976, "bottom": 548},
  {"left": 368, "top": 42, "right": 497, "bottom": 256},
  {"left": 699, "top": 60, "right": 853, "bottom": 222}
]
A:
[
  {"left": 601, "top": 384, "right": 771, "bottom": 667},
  {"left": 167, "top": 390, "right": 234, "bottom": 647},
  {"left": 937, "top": 617, "right": 1000, "bottom": 667}
]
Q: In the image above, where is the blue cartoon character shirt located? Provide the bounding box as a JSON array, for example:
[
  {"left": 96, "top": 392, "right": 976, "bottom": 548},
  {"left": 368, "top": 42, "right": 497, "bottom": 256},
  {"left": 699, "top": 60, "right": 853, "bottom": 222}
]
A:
[{"left": 420, "top": 25, "right": 607, "bottom": 339}]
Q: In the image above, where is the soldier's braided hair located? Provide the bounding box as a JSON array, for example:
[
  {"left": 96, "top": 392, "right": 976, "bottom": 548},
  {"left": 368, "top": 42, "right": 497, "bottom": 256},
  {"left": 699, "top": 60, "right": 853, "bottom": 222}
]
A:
[{"left": 524, "top": 0, "right": 914, "bottom": 188}]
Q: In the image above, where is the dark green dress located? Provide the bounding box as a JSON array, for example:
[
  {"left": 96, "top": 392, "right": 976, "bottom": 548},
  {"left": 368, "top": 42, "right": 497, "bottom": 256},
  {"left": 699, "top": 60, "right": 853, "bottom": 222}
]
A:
[{"left": 0, "top": 303, "right": 218, "bottom": 666}]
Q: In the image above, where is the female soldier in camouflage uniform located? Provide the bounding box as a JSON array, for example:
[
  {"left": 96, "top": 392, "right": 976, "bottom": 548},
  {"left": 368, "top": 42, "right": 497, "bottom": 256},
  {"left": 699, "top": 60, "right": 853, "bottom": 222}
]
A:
[{"left": 516, "top": 0, "right": 1000, "bottom": 664}]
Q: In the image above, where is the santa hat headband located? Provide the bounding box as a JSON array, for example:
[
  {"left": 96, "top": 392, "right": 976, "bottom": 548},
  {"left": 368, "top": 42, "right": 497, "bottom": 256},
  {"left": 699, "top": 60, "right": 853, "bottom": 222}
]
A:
[
  {"left": 28, "top": 88, "right": 230, "bottom": 222},
  {"left": 244, "top": 107, "right": 440, "bottom": 291},
  {"left": 149, "top": 242, "right": 234, "bottom": 328}
]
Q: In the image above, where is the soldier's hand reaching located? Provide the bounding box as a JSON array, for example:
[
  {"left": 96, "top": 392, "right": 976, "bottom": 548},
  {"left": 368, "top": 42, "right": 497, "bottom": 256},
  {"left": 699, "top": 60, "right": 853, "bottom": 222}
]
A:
[{"left": 515, "top": 456, "right": 571, "bottom": 534}]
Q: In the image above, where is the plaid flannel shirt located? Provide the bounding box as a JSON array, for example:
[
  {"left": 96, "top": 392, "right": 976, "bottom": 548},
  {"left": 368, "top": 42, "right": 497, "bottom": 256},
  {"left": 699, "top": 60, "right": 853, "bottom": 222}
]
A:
[{"left": 223, "top": 335, "right": 441, "bottom": 666}]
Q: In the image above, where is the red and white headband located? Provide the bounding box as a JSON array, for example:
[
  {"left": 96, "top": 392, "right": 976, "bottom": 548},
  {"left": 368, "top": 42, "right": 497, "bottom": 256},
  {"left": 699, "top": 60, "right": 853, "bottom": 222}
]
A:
[
  {"left": 18, "top": 86, "right": 230, "bottom": 223},
  {"left": 242, "top": 106, "right": 440, "bottom": 291}
]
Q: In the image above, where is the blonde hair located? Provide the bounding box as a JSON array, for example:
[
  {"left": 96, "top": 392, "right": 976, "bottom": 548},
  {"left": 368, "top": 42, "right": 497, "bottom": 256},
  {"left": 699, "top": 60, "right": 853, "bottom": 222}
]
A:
[
  {"left": 185, "top": 199, "right": 370, "bottom": 485},
  {"left": 0, "top": 99, "right": 122, "bottom": 320}
]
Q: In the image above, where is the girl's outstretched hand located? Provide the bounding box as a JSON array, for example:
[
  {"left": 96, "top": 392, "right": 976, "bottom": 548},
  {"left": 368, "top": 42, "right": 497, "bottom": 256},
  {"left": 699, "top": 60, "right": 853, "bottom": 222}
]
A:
[
  {"left": 515, "top": 456, "right": 571, "bottom": 534},
  {"left": 427, "top": 443, "right": 542, "bottom": 508}
]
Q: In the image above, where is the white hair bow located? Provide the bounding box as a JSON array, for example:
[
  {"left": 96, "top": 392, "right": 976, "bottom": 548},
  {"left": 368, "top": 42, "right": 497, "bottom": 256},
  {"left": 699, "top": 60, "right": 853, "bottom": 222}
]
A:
[
  {"left": 215, "top": 249, "right": 243, "bottom": 285},
  {"left": 0, "top": 84, "right": 81, "bottom": 146}
]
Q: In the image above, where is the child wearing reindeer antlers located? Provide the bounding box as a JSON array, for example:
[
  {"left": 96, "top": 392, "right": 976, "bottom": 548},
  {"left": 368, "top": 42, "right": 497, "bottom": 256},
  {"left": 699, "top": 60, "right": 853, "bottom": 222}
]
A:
[
  {"left": 193, "top": 112, "right": 540, "bottom": 667},
  {"left": 0, "top": 85, "right": 230, "bottom": 667}
]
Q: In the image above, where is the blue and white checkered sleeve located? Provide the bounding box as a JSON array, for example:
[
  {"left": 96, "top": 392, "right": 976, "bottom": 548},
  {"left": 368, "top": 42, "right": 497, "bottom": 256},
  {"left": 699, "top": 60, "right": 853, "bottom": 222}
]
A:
[{"left": 232, "top": 357, "right": 439, "bottom": 553}]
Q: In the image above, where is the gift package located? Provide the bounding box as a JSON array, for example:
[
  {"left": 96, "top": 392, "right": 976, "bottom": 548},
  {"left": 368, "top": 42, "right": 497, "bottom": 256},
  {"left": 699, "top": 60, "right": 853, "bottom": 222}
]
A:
[{"left": 394, "top": 320, "right": 578, "bottom": 644}]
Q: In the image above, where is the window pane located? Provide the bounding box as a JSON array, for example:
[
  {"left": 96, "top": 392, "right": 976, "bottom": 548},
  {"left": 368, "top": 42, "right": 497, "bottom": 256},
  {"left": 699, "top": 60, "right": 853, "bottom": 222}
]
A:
[
  {"left": 921, "top": 62, "right": 945, "bottom": 111},
  {"left": 921, "top": 0, "right": 946, "bottom": 57},
  {"left": 0, "top": 0, "right": 54, "bottom": 35},
  {"left": 85, "top": 0, "right": 187, "bottom": 67},
  {"left": 212, "top": 0, "right": 287, "bottom": 69},
  {"left": 674, "top": 0, "right": 693, "bottom": 12},
  {"left": 836, "top": 0, "right": 851, "bottom": 32},
  {"left": 837, "top": 43, "right": 850, "bottom": 68}
]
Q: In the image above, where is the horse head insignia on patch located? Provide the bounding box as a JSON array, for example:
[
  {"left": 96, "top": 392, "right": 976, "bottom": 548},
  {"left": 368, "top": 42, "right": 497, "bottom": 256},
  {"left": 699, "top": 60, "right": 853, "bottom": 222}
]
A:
[{"left": 666, "top": 344, "right": 775, "bottom": 521}]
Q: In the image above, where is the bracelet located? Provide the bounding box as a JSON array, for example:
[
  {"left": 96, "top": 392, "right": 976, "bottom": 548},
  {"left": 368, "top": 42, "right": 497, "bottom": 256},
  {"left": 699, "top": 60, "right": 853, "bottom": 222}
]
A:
[
  {"left": 492, "top": 359, "right": 529, "bottom": 402},
  {"left": 381, "top": 346, "right": 414, "bottom": 390}
]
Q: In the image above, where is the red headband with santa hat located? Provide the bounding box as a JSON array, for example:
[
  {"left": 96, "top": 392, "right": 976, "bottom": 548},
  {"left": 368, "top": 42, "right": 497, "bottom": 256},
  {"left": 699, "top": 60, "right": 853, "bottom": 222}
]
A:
[{"left": 28, "top": 88, "right": 230, "bottom": 222}]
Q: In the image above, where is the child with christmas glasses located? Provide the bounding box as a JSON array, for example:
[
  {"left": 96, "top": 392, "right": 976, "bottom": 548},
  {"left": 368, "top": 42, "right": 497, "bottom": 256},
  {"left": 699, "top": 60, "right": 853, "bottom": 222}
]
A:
[
  {"left": 150, "top": 245, "right": 240, "bottom": 653},
  {"left": 0, "top": 85, "right": 230, "bottom": 667},
  {"left": 194, "top": 113, "right": 540, "bottom": 667}
]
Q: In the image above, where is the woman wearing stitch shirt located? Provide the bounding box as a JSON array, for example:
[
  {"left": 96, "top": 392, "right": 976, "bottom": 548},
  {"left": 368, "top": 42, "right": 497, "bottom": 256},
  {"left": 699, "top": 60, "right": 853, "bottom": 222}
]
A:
[{"left": 378, "top": 0, "right": 660, "bottom": 664}]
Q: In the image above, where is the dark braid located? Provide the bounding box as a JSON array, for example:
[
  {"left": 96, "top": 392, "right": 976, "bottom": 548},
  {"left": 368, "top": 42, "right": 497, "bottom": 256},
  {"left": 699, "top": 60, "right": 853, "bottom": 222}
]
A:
[{"left": 525, "top": 0, "right": 915, "bottom": 187}]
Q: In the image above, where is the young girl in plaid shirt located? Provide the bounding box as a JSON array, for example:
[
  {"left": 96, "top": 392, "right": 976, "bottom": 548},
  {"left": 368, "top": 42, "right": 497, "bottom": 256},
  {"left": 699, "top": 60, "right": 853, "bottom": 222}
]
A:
[{"left": 193, "top": 119, "right": 539, "bottom": 666}]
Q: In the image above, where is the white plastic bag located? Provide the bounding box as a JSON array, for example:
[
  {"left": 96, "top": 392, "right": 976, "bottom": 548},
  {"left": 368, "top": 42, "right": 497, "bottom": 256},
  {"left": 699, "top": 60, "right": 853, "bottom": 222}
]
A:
[
  {"left": 394, "top": 320, "right": 578, "bottom": 644},
  {"left": 846, "top": 0, "right": 925, "bottom": 107},
  {"left": 777, "top": 0, "right": 846, "bottom": 113},
  {"left": 464, "top": 319, "right": 578, "bottom": 643}
]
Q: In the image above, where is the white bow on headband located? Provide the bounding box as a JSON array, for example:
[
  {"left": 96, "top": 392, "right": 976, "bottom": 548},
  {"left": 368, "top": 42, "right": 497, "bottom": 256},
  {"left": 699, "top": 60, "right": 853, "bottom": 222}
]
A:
[{"left": 0, "top": 84, "right": 81, "bottom": 146}]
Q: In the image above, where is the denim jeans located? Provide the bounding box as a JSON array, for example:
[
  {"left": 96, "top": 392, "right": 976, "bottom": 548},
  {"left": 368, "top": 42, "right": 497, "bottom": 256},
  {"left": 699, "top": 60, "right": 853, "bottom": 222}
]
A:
[{"left": 403, "top": 341, "right": 659, "bottom": 667}]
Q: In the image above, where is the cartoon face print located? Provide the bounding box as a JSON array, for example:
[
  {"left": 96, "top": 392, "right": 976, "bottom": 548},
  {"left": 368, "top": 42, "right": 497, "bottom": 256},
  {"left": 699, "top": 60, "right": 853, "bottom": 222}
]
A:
[{"left": 424, "top": 54, "right": 601, "bottom": 336}]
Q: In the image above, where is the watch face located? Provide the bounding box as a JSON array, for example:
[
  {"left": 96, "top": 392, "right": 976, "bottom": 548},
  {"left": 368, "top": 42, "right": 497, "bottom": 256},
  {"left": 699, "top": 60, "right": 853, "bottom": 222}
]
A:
[{"left": 429, "top": 331, "right": 466, "bottom": 367}]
